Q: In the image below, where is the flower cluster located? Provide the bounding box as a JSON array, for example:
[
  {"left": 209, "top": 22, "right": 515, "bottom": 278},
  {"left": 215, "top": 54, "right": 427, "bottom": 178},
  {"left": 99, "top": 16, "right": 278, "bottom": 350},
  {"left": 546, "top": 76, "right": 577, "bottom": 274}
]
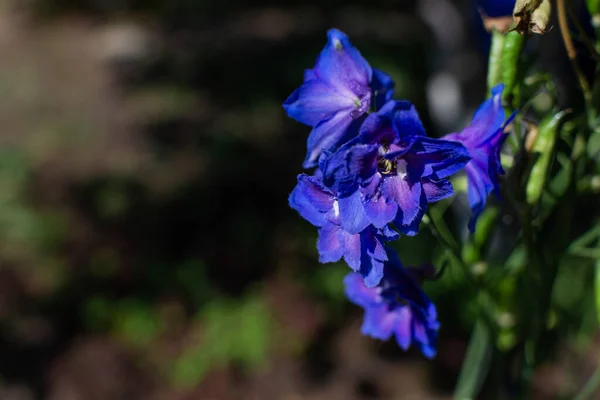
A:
[{"left": 284, "top": 29, "right": 513, "bottom": 358}]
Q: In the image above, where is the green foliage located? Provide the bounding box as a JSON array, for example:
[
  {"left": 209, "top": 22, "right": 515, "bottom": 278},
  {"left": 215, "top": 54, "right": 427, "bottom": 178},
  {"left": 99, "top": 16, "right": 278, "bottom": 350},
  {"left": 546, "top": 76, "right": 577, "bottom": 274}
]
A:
[
  {"left": 112, "top": 299, "right": 164, "bottom": 347},
  {"left": 170, "top": 293, "right": 274, "bottom": 388}
]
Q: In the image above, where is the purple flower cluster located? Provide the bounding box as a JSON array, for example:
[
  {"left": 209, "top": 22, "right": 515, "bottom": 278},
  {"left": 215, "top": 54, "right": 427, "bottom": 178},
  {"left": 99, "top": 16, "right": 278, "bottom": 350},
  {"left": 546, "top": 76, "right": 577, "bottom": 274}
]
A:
[{"left": 284, "top": 29, "right": 513, "bottom": 358}]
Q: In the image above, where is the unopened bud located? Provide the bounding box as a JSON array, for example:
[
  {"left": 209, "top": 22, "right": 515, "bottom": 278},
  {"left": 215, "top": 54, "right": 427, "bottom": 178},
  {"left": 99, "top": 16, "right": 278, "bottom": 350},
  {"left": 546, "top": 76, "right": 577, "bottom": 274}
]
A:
[{"left": 513, "top": 0, "right": 551, "bottom": 34}]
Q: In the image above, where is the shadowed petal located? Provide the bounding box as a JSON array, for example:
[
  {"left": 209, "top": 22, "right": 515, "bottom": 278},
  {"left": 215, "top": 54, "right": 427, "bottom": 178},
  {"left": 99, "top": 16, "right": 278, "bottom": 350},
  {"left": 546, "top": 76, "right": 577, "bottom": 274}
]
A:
[
  {"left": 322, "top": 142, "right": 379, "bottom": 195},
  {"left": 422, "top": 179, "right": 454, "bottom": 203},
  {"left": 303, "top": 111, "right": 357, "bottom": 168},
  {"left": 371, "top": 68, "right": 395, "bottom": 110}
]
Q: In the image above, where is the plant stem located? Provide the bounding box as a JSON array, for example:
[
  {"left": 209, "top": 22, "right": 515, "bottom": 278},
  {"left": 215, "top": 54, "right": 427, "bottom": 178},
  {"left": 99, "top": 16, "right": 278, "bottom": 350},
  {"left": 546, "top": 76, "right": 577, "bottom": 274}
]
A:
[{"left": 557, "top": 0, "right": 595, "bottom": 126}]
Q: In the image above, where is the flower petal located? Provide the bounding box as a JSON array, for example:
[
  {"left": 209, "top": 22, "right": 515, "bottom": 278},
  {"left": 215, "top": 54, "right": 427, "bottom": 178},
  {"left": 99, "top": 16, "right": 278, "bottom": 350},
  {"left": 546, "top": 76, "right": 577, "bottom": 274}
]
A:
[
  {"left": 382, "top": 176, "right": 422, "bottom": 231},
  {"left": 341, "top": 230, "right": 361, "bottom": 271},
  {"left": 466, "top": 159, "right": 492, "bottom": 232},
  {"left": 361, "top": 306, "right": 396, "bottom": 340},
  {"left": 337, "top": 190, "right": 371, "bottom": 235},
  {"left": 315, "top": 29, "right": 372, "bottom": 99},
  {"left": 361, "top": 256, "right": 385, "bottom": 288},
  {"left": 363, "top": 178, "right": 398, "bottom": 228},
  {"left": 422, "top": 179, "right": 454, "bottom": 203},
  {"left": 396, "top": 136, "right": 471, "bottom": 180},
  {"left": 303, "top": 111, "right": 358, "bottom": 168},
  {"left": 371, "top": 68, "right": 395, "bottom": 111},
  {"left": 283, "top": 80, "right": 356, "bottom": 127},
  {"left": 322, "top": 142, "right": 379, "bottom": 195},
  {"left": 317, "top": 222, "right": 345, "bottom": 263},
  {"left": 344, "top": 272, "right": 382, "bottom": 308},
  {"left": 289, "top": 175, "right": 332, "bottom": 227},
  {"left": 394, "top": 306, "right": 413, "bottom": 350}
]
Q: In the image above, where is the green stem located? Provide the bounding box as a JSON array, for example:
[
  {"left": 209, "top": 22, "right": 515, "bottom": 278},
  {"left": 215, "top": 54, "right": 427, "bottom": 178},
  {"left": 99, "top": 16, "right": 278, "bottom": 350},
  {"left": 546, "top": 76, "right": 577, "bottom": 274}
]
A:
[
  {"left": 558, "top": 0, "right": 596, "bottom": 128},
  {"left": 454, "top": 320, "right": 493, "bottom": 400}
]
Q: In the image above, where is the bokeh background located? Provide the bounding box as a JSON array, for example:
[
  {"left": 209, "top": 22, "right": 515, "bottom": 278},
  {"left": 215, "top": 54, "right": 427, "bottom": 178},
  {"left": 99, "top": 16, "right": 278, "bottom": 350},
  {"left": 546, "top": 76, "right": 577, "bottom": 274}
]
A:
[{"left": 0, "top": 0, "right": 598, "bottom": 399}]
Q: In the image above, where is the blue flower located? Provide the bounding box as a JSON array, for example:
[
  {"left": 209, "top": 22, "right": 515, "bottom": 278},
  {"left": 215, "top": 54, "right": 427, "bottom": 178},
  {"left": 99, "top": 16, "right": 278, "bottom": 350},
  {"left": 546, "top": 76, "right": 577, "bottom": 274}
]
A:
[
  {"left": 283, "top": 29, "right": 395, "bottom": 168},
  {"left": 289, "top": 173, "right": 399, "bottom": 287},
  {"left": 322, "top": 100, "right": 470, "bottom": 235},
  {"left": 442, "top": 84, "right": 515, "bottom": 232},
  {"left": 344, "top": 250, "right": 439, "bottom": 358}
]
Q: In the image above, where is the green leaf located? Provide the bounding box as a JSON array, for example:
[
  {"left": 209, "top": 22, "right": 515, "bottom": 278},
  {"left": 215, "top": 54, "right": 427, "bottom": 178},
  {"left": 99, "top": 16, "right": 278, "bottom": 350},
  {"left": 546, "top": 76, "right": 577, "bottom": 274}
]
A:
[{"left": 454, "top": 320, "right": 493, "bottom": 400}]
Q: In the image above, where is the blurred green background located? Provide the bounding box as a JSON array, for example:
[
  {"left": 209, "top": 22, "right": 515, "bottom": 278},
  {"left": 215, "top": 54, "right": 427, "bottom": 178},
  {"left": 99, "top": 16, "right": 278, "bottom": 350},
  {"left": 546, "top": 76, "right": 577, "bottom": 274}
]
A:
[{"left": 0, "top": 0, "right": 597, "bottom": 399}]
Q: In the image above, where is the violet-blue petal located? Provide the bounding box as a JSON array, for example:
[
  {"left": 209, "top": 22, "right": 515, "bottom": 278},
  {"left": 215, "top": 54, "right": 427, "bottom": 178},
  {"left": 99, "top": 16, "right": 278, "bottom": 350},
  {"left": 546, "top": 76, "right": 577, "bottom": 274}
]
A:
[
  {"left": 289, "top": 175, "right": 330, "bottom": 227},
  {"left": 382, "top": 175, "right": 422, "bottom": 229},
  {"left": 466, "top": 159, "right": 491, "bottom": 232},
  {"left": 322, "top": 141, "right": 379, "bottom": 195},
  {"left": 371, "top": 68, "right": 395, "bottom": 110},
  {"left": 296, "top": 175, "right": 334, "bottom": 212},
  {"left": 344, "top": 273, "right": 381, "bottom": 308},
  {"left": 467, "top": 84, "right": 506, "bottom": 145},
  {"left": 364, "top": 193, "right": 398, "bottom": 228},
  {"left": 303, "top": 111, "right": 357, "bottom": 168},
  {"left": 315, "top": 29, "right": 373, "bottom": 97},
  {"left": 361, "top": 256, "right": 385, "bottom": 288},
  {"left": 283, "top": 80, "right": 356, "bottom": 127},
  {"left": 361, "top": 306, "right": 396, "bottom": 340},
  {"left": 394, "top": 306, "right": 413, "bottom": 350},
  {"left": 390, "top": 100, "right": 427, "bottom": 137},
  {"left": 422, "top": 179, "right": 454, "bottom": 203},
  {"left": 359, "top": 100, "right": 425, "bottom": 144},
  {"left": 337, "top": 190, "right": 371, "bottom": 234},
  {"left": 395, "top": 136, "right": 471, "bottom": 180},
  {"left": 341, "top": 230, "right": 361, "bottom": 271},
  {"left": 317, "top": 222, "right": 345, "bottom": 263}
]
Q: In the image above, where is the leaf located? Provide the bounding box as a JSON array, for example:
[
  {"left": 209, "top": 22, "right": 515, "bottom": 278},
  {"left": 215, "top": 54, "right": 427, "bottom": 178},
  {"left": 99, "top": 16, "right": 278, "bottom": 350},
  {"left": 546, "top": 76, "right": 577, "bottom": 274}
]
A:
[{"left": 454, "top": 320, "right": 493, "bottom": 400}]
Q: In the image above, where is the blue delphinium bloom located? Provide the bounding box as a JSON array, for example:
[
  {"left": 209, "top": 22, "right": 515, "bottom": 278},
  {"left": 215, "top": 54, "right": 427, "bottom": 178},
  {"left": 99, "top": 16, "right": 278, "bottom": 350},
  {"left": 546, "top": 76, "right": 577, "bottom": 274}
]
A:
[
  {"left": 344, "top": 250, "right": 439, "bottom": 358},
  {"left": 289, "top": 173, "right": 399, "bottom": 286},
  {"left": 322, "top": 100, "right": 471, "bottom": 235},
  {"left": 283, "top": 29, "right": 395, "bottom": 168},
  {"left": 442, "top": 84, "right": 515, "bottom": 231}
]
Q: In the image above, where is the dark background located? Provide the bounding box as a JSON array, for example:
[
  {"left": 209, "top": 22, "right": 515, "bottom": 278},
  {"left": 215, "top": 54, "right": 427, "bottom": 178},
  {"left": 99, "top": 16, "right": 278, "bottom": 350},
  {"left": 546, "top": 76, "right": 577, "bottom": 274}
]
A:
[{"left": 0, "top": 0, "right": 597, "bottom": 399}]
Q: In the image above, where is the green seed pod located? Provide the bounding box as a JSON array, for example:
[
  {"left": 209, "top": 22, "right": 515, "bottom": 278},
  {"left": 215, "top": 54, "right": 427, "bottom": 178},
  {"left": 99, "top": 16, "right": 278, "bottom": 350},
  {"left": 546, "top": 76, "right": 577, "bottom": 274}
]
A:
[
  {"left": 487, "top": 30, "right": 505, "bottom": 92},
  {"left": 525, "top": 110, "right": 570, "bottom": 205},
  {"left": 501, "top": 31, "right": 526, "bottom": 105}
]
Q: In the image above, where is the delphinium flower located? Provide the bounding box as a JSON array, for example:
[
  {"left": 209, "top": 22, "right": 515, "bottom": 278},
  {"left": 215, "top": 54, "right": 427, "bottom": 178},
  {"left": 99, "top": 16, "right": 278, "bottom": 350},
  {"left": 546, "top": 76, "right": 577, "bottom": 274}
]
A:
[
  {"left": 283, "top": 28, "right": 506, "bottom": 359},
  {"left": 322, "top": 100, "right": 471, "bottom": 236},
  {"left": 442, "top": 84, "right": 515, "bottom": 231},
  {"left": 289, "top": 172, "right": 399, "bottom": 287},
  {"left": 283, "top": 29, "right": 395, "bottom": 168},
  {"left": 344, "top": 249, "right": 439, "bottom": 358}
]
